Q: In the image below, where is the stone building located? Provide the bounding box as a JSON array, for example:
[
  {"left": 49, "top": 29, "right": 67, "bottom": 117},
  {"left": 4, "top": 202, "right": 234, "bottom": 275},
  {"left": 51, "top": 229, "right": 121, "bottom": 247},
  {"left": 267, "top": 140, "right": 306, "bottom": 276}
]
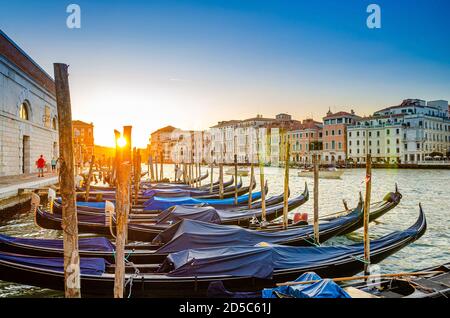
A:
[
  {"left": 209, "top": 113, "right": 301, "bottom": 165},
  {"left": 72, "top": 120, "right": 94, "bottom": 164},
  {"left": 0, "top": 30, "right": 58, "bottom": 176},
  {"left": 347, "top": 99, "right": 450, "bottom": 164}
]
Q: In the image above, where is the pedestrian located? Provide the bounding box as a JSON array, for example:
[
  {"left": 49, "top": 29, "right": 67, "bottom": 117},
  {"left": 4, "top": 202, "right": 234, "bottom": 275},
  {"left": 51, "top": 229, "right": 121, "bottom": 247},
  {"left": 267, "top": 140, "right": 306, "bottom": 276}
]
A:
[
  {"left": 36, "top": 155, "right": 46, "bottom": 177},
  {"left": 51, "top": 157, "right": 57, "bottom": 172}
]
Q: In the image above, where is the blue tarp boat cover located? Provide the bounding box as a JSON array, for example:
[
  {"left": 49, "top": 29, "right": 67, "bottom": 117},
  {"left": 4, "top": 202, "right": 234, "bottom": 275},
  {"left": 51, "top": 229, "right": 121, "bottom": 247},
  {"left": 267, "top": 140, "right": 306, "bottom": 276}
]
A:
[
  {"left": 57, "top": 198, "right": 107, "bottom": 209},
  {"left": 0, "top": 252, "right": 107, "bottom": 275},
  {"left": 262, "top": 272, "right": 351, "bottom": 298},
  {"left": 0, "top": 234, "right": 115, "bottom": 252},
  {"left": 153, "top": 208, "right": 361, "bottom": 252},
  {"left": 159, "top": 219, "right": 421, "bottom": 279},
  {"left": 143, "top": 191, "right": 262, "bottom": 211},
  {"left": 155, "top": 206, "right": 222, "bottom": 225}
]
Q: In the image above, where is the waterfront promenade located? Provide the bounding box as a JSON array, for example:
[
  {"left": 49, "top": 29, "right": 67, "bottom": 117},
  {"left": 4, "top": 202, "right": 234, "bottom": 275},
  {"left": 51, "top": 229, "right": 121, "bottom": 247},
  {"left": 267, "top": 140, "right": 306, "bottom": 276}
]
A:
[{"left": 0, "top": 173, "right": 58, "bottom": 204}]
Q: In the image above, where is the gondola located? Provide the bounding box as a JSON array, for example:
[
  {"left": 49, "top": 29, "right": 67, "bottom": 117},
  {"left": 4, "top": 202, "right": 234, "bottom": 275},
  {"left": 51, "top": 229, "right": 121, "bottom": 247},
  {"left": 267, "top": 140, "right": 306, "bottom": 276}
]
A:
[
  {"left": 321, "top": 185, "right": 402, "bottom": 235},
  {"left": 84, "top": 176, "right": 243, "bottom": 201},
  {"left": 35, "top": 185, "right": 309, "bottom": 241},
  {"left": 1, "top": 196, "right": 363, "bottom": 263},
  {"left": 53, "top": 183, "right": 277, "bottom": 217},
  {"left": 250, "top": 185, "right": 402, "bottom": 233},
  {"left": 0, "top": 206, "right": 426, "bottom": 297},
  {"left": 208, "top": 262, "right": 450, "bottom": 298}
]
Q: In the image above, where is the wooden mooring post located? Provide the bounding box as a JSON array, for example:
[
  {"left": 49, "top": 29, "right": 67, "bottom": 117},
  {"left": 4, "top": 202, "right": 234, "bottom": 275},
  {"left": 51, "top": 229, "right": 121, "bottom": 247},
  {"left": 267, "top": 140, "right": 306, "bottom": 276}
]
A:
[
  {"left": 234, "top": 154, "right": 238, "bottom": 205},
  {"left": 113, "top": 130, "right": 121, "bottom": 185},
  {"left": 313, "top": 154, "right": 320, "bottom": 244},
  {"left": 219, "top": 162, "right": 224, "bottom": 199},
  {"left": 113, "top": 159, "right": 131, "bottom": 298},
  {"left": 210, "top": 162, "right": 214, "bottom": 193},
  {"left": 160, "top": 151, "right": 164, "bottom": 181},
  {"left": 257, "top": 132, "right": 266, "bottom": 223},
  {"left": 84, "top": 155, "right": 95, "bottom": 201},
  {"left": 54, "top": 63, "right": 81, "bottom": 298},
  {"left": 283, "top": 140, "right": 290, "bottom": 229},
  {"left": 248, "top": 162, "right": 254, "bottom": 209},
  {"left": 364, "top": 154, "right": 372, "bottom": 275}
]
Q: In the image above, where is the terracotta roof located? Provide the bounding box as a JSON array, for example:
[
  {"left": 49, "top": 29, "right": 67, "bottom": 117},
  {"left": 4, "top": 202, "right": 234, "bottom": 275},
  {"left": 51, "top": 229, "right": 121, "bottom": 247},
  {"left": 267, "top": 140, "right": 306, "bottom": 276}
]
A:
[
  {"left": 151, "top": 125, "right": 177, "bottom": 135},
  {"left": 72, "top": 120, "right": 93, "bottom": 126},
  {"left": 323, "top": 111, "right": 361, "bottom": 120}
]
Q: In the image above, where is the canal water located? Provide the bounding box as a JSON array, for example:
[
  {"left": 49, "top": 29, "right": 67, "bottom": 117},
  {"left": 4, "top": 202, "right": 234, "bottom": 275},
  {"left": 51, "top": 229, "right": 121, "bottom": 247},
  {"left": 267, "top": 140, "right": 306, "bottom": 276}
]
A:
[{"left": 0, "top": 167, "right": 449, "bottom": 297}]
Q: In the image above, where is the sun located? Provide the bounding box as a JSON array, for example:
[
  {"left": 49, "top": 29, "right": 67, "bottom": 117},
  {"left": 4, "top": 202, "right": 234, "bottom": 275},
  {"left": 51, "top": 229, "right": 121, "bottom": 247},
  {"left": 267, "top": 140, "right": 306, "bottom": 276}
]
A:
[{"left": 117, "top": 136, "right": 127, "bottom": 148}]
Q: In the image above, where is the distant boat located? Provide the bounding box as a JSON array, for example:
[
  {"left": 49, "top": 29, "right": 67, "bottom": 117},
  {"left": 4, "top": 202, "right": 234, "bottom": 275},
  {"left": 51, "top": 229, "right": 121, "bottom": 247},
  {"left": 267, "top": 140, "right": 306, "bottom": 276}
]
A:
[
  {"left": 297, "top": 167, "right": 344, "bottom": 179},
  {"left": 225, "top": 167, "right": 249, "bottom": 176}
]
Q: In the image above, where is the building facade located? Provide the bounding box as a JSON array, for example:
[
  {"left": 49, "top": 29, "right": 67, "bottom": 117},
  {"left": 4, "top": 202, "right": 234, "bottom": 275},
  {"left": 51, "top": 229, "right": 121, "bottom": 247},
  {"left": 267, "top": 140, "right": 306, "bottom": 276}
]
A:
[
  {"left": 72, "top": 120, "right": 94, "bottom": 164},
  {"left": 347, "top": 99, "right": 450, "bottom": 164},
  {"left": 0, "top": 30, "right": 59, "bottom": 176},
  {"left": 322, "top": 110, "right": 360, "bottom": 164},
  {"left": 288, "top": 119, "right": 323, "bottom": 164},
  {"left": 210, "top": 113, "right": 301, "bottom": 165}
]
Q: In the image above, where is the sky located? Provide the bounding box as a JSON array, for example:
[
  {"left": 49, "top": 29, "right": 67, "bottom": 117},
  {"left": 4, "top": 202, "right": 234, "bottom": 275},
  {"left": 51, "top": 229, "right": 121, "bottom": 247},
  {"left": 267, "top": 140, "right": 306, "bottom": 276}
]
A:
[{"left": 1, "top": 0, "right": 449, "bottom": 147}]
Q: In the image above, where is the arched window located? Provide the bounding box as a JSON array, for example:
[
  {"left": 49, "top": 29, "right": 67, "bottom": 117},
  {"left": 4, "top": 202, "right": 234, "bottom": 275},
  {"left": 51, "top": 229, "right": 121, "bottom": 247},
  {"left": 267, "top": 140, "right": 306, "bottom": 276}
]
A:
[
  {"left": 19, "top": 102, "right": 29, "bottom": 120},
  {"left": 52, "top": 117, "right": 57, "bottom": 130}
]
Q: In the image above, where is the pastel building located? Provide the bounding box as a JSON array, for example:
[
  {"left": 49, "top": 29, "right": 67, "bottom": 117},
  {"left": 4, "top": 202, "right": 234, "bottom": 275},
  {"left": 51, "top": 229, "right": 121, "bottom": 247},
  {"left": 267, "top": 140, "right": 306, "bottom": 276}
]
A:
[
  {"left": 288, "top": 119, "right": 323, "bottom": 164},
  {"left": 347, "top": 99, "right": 450, "bottom": 164},
  {"left": 322, "top": 110, "right": 360, "bottom": 164}
]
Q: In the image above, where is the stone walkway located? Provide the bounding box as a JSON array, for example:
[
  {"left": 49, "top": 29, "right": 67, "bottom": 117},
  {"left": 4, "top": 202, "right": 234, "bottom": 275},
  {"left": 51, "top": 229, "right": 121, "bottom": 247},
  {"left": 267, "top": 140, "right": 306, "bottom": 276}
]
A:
[{"left": 0, "top": 172, "right": 58, "bottom": 199}]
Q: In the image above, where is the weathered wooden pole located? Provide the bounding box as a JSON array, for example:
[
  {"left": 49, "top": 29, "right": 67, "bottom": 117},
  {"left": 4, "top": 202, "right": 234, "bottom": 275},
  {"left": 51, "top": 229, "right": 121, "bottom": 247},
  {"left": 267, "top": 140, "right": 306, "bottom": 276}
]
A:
[
  {"left": 210, "top": 162, "right": 214, "bottom": 193},
  {"left": 198, "top": 162, "right": 202, "bottom": 187},
  {"left": 155, "top": 152, "right": 159, "bottom": 182},
  {"left": 54, "top": 63, "right": 81, "bottom": 298},
  {"left": 257, "top": 132, "right": 266, "bottom": 223},
  {"left": 84, "top": 155, "right": 95, "bottom": 201},
  {"left": 234, "top": 154, "right": 238, "bottom": 204},
  {"left": 113, "top": 158, "right": 131, "bottom": 298},
  {"left": 283, "top": 140, "right": 290, "bottom": 229},
  {"left": 148, "top": 155, "right": 152, "bottom": 180},
  {"left": 364, "top": 154, "right": 372, "bottom": 275},
  {"left": 248, "top": 162, "right": 254, "bottom": 209},
  {"left": 134, "top": 149, "right": 141, "bottom": 205},
  {"left": 122, "top": 126, "right": 132, "bottom": 242},
  {"left": 219, "top": 163, "right": 224, "bottom": 199},
  {"left": 113, "top": 130, "right": 121, "bottom": 185},
  {"left": 313, "top": 153, "right": 320, "bottom": 244},
  {"left": 160, "top": 151, "right": 164, "bottom": 181}
]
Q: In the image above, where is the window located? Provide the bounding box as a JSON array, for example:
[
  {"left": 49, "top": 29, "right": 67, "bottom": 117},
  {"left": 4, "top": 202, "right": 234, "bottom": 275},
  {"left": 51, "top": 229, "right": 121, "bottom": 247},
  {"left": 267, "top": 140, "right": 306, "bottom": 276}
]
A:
[
  {"left": 52, "top": 117, "right": 57, "bottom": 130},
  {"left": 416, "top": 143, "right": 420, "bottom": 150},
  {"left": 338, "top": 142, "right": 342, "bottom": 149},
  {"left": 377, "top": 131, "right": 380, "bottom": 137},
  {"left": 331, "top": 130, "right": 335, "bottom": 136},
  {"left": 387, "top": 129, "right": 390, "bottom": 135},
  {"left": 396, "top": 148, "right": 400, "bottom": 153},
  {"left": 19, "top": 102, "right": 29, "bottom": 120},
  {"left": 338, "top": 129, "right": 342, "bottom": 135},
  {"left": 396, "top": 128, "right": 400, "bottom": 134},
  {"left": 349, "top": 132, "right": 352, "bottom": 137},
  {"left": 331, "top": 141, "right": 335, "bottom": 149}
]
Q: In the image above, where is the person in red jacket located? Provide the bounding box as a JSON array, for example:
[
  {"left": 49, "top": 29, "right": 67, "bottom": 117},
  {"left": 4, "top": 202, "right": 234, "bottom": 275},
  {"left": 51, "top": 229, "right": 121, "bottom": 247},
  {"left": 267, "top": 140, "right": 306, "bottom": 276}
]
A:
[{"left": 36, "top": 155, "right": 46, "bottom": 177}]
